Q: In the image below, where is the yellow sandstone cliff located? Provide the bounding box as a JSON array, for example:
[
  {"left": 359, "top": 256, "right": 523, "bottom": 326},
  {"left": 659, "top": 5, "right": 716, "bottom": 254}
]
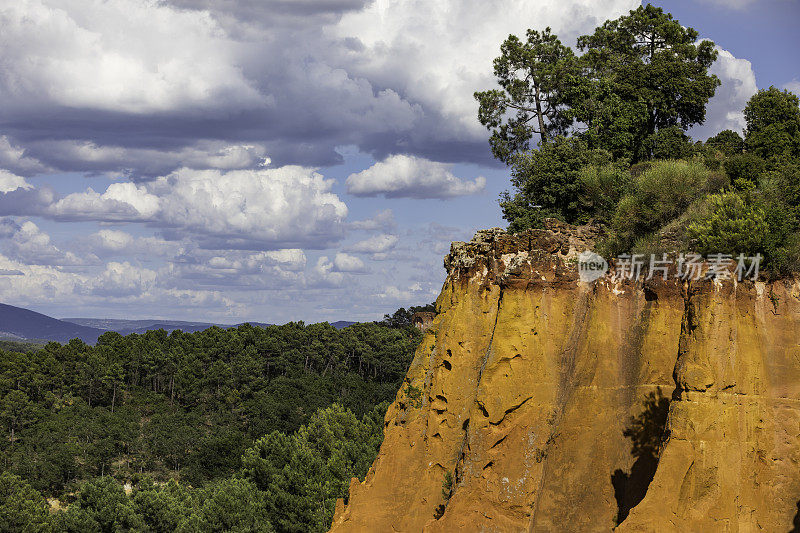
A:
[{"left": 330, "top": 224, "right": 800, "bottom": 532}]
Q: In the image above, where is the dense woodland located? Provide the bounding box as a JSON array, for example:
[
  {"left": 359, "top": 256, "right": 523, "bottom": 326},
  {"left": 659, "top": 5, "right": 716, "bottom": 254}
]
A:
[{"left": 0, "top": 316, "right": 423, "bottom": 532}]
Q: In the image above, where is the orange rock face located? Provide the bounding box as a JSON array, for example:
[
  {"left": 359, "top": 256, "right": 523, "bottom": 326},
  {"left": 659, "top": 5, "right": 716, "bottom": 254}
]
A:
[{"left": 330, "top": 226, "right": 800, "bottom": 532}]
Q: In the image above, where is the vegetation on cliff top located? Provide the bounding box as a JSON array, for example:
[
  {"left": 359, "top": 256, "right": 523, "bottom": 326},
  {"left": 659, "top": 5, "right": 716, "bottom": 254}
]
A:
[{"left": 478, "top": 5, "right": 800, "bottom": 274}]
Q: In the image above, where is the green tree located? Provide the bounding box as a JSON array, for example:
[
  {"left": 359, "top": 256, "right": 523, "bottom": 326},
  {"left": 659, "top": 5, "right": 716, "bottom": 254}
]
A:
[
  {"left": 499, "top": 137, "right": 612, "bottom": 229},
  {"left": 0, "top": 319, "right": 419, "bottom": 497},
  {"left": 0, "top": 472, "right": 51, "bottom": 533},
  {"left": 474, "top": 27, "right": 576, "bottom": 162},
  {"left": 1, "top": 390, "right": 33, "bottom": 444},
  {"left": 242, "top": 404, "right": 384, "bottom": 533},
  {"left": 53, "top": 476, "right": 144, "bottom": 533},
  {"left": 180, "top": 478, "right": 273, "bottom": 533},
  {"left": 131, "top": 479, "right": 194, "bottom": 533},
  {"left": 744, "top": 87, "right": 800, "bottom": 163},
  {"left": 576, "top": 4, "right": 719, "bottom": 160},
  {"left": 767, "top": 162, "right": 800, "bottom": 218},
  {"left": 646, "top": 126, "right": 695, "bottom": 160},
  {"left": 706, "top": 129, "right": 744, "bottom": 156}
]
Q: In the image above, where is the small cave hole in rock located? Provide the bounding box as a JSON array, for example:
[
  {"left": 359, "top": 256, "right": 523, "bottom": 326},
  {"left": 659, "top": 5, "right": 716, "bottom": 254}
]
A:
[
  {"left": 643, "top": 287, "right": 658, "bottom": 302},
  {"left": 442, "top": 359, "right": 452, "bottom": 370},
  {"left": 611, "top": 387, "right": 670, "bottom": 526}
]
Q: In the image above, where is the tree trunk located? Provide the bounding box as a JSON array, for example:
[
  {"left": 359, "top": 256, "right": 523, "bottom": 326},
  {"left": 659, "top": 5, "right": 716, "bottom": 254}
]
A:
[{"left": 534, "top": 83, "right": 548, "bottom": 144}]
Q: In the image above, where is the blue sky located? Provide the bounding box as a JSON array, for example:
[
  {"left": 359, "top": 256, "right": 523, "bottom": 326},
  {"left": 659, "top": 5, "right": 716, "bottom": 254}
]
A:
[{"left": 0, "top": 0, "right": 796, "bottom": 324}]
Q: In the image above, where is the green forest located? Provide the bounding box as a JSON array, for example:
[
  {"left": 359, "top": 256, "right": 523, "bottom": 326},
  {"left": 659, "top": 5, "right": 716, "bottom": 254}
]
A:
[
  {"left": 477, "top": 5, "right": 800, "bottom": 273},
  {"left": 0, "top": 314, "right": 424, "bottom": 532}
]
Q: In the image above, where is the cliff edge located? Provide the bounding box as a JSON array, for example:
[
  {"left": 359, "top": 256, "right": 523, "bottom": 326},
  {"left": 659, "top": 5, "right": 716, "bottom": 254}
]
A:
[{"left": 330, "top": 223, "right": 800, "bottom": 532}]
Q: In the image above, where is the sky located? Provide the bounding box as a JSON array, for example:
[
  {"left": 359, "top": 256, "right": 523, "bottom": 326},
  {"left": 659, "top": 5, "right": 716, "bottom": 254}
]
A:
[{"left": 0, "top": 0, "right": 797, "bottom": 324}]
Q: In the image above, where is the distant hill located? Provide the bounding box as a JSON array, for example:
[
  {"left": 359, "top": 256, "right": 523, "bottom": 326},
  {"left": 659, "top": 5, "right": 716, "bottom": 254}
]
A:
[
  {"left": 61, "top": 318, "right": 264, "bottom": 336},
  {"left": 0, "top": 303, "right": 359, "bottom": 345},
  {"left": 0, "top": 303, "right": 105, "bottom": 344},
  {"left": 64, "top": 317, "right": 357, "bottom": 334}
]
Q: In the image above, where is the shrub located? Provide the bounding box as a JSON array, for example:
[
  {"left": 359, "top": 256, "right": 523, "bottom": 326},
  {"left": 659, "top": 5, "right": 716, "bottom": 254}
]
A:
[
  {"left": 687, "top": 191, "right": 770, "bottom": 255},
  {"left": 610, "top": 159, "right": 709, "bottom": 251},
  {"left": 577, "top": 164, "right": 632, "bottom": 224},
  {"left": 633, "top": 160, "right": 709, "bottom": 226},
  {"left": 723, "top": 153, "right": 766, "bottom": 191},
  {"left": 701, "top": 169, "right": 730, "bottom": 194}
]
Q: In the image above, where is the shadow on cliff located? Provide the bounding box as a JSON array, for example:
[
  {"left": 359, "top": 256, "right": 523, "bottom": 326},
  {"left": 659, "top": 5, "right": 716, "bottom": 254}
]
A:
[
  {"left": 790, "top": 499, "right": 800, "bottom": 532},
  {"left": 611, "top": 387, "right": 670, "bottom": 526}
]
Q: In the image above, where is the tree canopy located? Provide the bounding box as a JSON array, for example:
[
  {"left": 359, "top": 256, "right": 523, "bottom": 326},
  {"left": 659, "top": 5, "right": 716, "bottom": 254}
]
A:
[
  {"left": 475, "top": 4, "right": 719, "bottom": 164},
  {"left": 575, "top": 4, "right": 719, "bottom": 160},
  {"left": 744, "top": 86, "right": 800, "bottom": 164},
  {"left": 474, "top": 28, "right": 576, "bottom": 162},
  {"left": 0, "top": 317, "right": 423, "bottom": 532}
]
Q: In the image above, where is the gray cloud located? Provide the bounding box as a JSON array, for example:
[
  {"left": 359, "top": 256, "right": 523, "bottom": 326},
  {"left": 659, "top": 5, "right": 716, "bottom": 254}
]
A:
[{"left": 0, "top": 0, "right": 659, "bottom": 177}]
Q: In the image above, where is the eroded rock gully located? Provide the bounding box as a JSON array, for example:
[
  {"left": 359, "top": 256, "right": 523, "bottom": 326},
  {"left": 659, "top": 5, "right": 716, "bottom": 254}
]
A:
[{"left": 330, "top": 224, "right": 800, "bottom": 532}]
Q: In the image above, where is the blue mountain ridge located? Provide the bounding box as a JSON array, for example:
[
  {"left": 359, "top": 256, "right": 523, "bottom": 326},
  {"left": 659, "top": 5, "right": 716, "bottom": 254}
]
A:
[{"left": 0, "top": 303, "right": 357, "bottom": 344}]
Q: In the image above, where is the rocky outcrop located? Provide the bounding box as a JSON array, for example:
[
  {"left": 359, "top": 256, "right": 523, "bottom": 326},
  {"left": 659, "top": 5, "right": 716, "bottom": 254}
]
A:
[
  {"left": 330, "top": 224, "right": 800, "bottom": 532},
  {"left": 412, "top": 312, "right": 437, "bottom": 332}
]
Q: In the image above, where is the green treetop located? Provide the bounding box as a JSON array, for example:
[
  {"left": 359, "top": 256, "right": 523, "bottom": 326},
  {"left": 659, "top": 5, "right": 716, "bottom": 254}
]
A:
[
  {"left": 744, "top": 86, "right": 800, "bottom": 164},
  {"left": 474, "top": 27, "right": 576, "bottom": 163},
  {"left": 576, "top": 4, "right": 719, "bottom": 161}
]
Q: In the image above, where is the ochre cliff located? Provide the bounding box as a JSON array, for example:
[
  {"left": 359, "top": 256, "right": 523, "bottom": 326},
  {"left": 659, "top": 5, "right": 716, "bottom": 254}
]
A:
[{"left": 330, "top": 224, "right": 800, "bottom": 532}]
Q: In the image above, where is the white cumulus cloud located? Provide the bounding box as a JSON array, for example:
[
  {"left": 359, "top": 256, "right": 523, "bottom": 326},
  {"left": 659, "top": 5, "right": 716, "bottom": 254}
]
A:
[
  {"left": 0, "top": 0, "right": 264, "bottom": 114},
  {"left": 346, "top": 155, "right": 485, "bottom": 199},
  {"left": 0, "top": 171, "right": 32, "bottom": 193},
  {"left": 346, "top": 234, "right": 398, "bottom": 254},
  {"left": 331, "top": 0, "right": 639, "bottom": 140},
  {"left": 692, "top": 46, "right": 758, "bottom": 138},
  {"left": 784, "top": 79, "right": 800, "bottom": 95},
  {"left": 32, "top": 166, "right": 349, "bottom": 250},
  {"left": 333, "top": 252, "right": 367, "bottom": 273},
  {"left": 1, "top": 219, "right": 93, "bottom": 266},
  {"left": 51, "top": 182, "right": 161, "bottom": 221}
]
